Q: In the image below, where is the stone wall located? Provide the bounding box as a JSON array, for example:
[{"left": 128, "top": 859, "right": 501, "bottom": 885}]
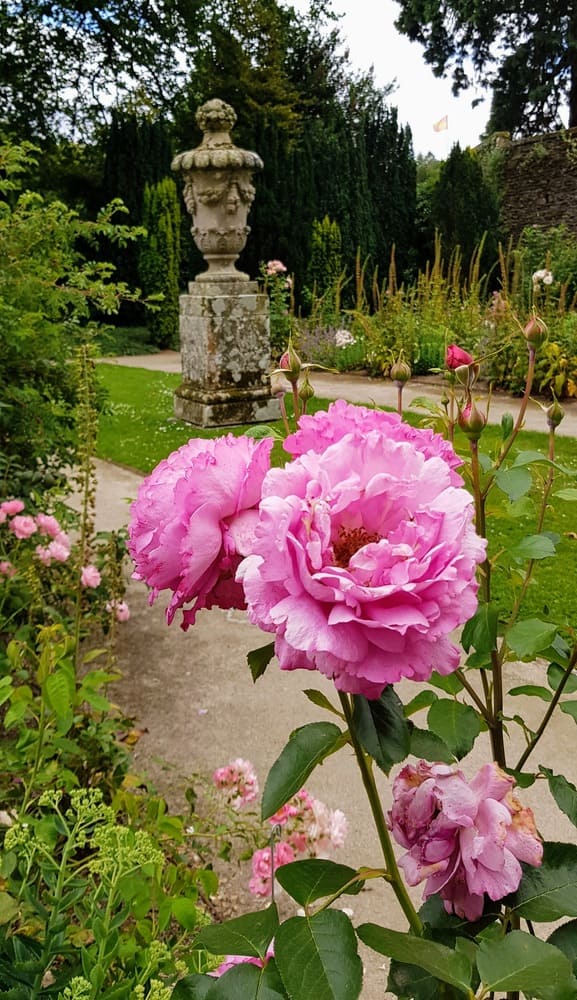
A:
[{"left": 490, "top": 127, "right": 577, "bottom": 238}]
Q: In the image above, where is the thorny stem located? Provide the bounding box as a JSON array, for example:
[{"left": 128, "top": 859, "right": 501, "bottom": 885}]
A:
[
  {"left": 515, "top": 644, "right": 577, "bottom": 771},
  {"left": 338, "top": 692, "right": 423, "bottom": 936}
]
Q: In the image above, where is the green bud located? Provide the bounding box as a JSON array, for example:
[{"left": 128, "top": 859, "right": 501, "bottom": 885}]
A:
[
  {"left": 546, "top": 399, "right": 564, "bottom": 430},
  {"left": 390, "top": 358, "right": 412, "bottom": 385},
  {"left": 523, "top": 313, "right": 548, "bottom": 347}
]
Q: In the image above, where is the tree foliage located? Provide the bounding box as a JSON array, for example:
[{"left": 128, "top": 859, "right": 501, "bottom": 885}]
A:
[
  {"left": 430, "top": 143, "right": 500, "bottom": 270},
  {"left": 139, "top": 179, "right": 181, "bottom": 349},
  {"left": 394, "top": 0, "right": 577, "bottom": 135}
]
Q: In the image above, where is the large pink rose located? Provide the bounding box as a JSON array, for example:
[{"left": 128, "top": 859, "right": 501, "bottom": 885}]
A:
[
  {"left": 389, "top": 761, "right": 543, "bottom": 921},
  {"left": 128, "top": 435, "right": 273, "bottom": 628},
  {"left": 284, "top": 400, "right": 463, "bottom": 485},
  {"left": 238, "top": 420, "right": 486, "bottom": 698}
]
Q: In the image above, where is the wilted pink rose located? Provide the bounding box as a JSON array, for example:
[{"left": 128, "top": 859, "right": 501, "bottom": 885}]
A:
[
  {"left": 81, "top": 565, "right": 101, "bottom": 588},
  {"left": 238, "top": 414, "right": 486, "bottom": 699},
  {"left": 1, "top": 499, "right": 25, "bottom": 516},
  {"left": 446, "top": 344, "right": 475, "bottom": 370},
  {"left": 106, "top": 599, "right": 130, "bottom": 622},
  {"left": 35, "top": 513, "right": 62, "bottom": 538},
  {"left": 284, "top": 400, "right": 463, "bottom": 485},
  {"left": 128, "top": 435, "right": 273, "bottom": 629},
  {"left": 213, "top": 758, "right": 259, "bottom": 810},
  {"left": 389, "top": 761, "right": 543, "bottom": 921},
  {"left": 249, "top": 841, "right": 295, "bottom": 897},
  {"left": 9, "top": 515, "right": 37, "bottom": 539}
]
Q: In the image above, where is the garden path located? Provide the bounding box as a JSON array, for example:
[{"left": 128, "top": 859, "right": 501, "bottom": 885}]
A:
[{"left": 98, "top": 354, "right": 577, "bottom": 999}]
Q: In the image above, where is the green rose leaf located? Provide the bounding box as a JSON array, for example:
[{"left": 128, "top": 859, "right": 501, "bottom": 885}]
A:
[
  {"left": 356, "top": 925, "right": 472, "bottom": 993},
  {"left": 547, "top": 663, "right": 577, "bottom": 693},
  {"left": 510, "top": 534, "right": 557, "bottom": 561},
  {"left": 506, "top": 619, "right": 558, "bottom": 660},
  {"left": 247, "top": 643, "right": 276, "bottom": 683},
  {"left": 494, "top": 466, "right": 532, "bottom": 500},
  {"left": 172, "top": 897, "right": 201, "bottom": 931},
  {"left": 195, "top": 905, "right": 278, "bottom": 960},
  {"left": 303, "top": 688, "right": 343, "bottom": 718},
  {"left": 352, "top": 688, "right": 410, "bottom": 774},
  {"left": 541, "top": 769, "right": 577, "bottom": 827},
  {"left": 427, "top": 670, "right": 463, "bottom": 694},
  {"left": 501, "top": 412, "right": 514, "bottom": 439},
  {"left": 171, "top": 974, "right": 214, "bottom": 999},
  {"left": 477, "top": 930, "right": 575, "bottom": 997},
  {"left": 403, "top": 690, "right": 439, "bottom": 717},
  {"left": 461, "top": 604, "right": 498, "bottom": 654},
  {"left": 548, "top": 920, "right": 577, "bottom": 971},
  {"left": 511, "top": 843, "right": 577, "bottom": 921},
  {"left": 427, "top": 699, "right": 481, "bottom": 760},
  {"left": 560, "top": 702, "right": 577, "bottom": 723},
  {"left": 508, "top": 685, "right": 552, "bottom": 701},
  {"left": 261, "top": 722, "right": 342, "bottom": 820},
  {"left": 555, "top": 488, "right": 577, "bottom": 501},
  {"left": 408, "top": 724, "right": 454, "bottom": 763},
  {"left": 275, "top": 910, "right": 362, "bottom": 1000},
  {"left": 275, "top": 859, "right": 364, "bottom": 906},
  {"left": 202, "top": 959, "right": 287, "bottom": 999}
]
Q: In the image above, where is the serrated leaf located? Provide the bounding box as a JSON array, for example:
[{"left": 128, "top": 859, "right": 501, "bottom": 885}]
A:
[
  {"left": 511, "top": 842, "right": 577, "bottom": 921},
  {"left": 547, "top": 663, "right": 577, "bottom": 693},
  {"left": 427, "top": 670, "right": 463, "bottom": 694},
  {"left": 506, "top": 619, "right": 558, "bottom": 659},
  {"left": 172, "top": 897, "right": 200, "bottom": 931},
  {"left": 403, "top": 690, "right": 438, "bottom": 717},
  {"left": 261, "top": 723, "right": 342, "bottom": 820},
  {"left": 408, "top": 725, "right": 454, "bottom": 763},
  {"left": 204, "top": 960, "right": 287, "bottom": 999},
  {"left": 427, "top": 700, "right": 480, "bottom": 759},
  {"left": 275, "top": 859, "right": 363, "bottom": 906},
  {"left": 508, "top": 685, "right": 552, "bottom": 701},
  {"left": 461, "top": 604, "right": 498, "bottom": 655},
  {"left": 477, "top": 930, "right": 573, "bottom": 996},
  {"left": 275, "top": 910, "right": 362, "bottom": 1000},
  {"left": 548, "top": 920, "right": 577, "bottom": 971},
  {"left": 357, "top": 925, "right": 472, "bottom": 993},
  {"left": 494, "top": 466, "right": 532, "bottom": 500},
  {"left": 303, "top": 689, "right": 342, "bottom": 718},
  {"left": 195, "top": 905, "right": 278, "bottom": 960},
  {"left": 541, "top": 769, "right": 577, "bottom": 827},
  {"left": 44, "top": 670, "right": 72, "bottom": 719},
  {"left": 247, "top": 643, "right": 276, "bottom": 683},
  {"left": 352, "top": 688, "right": 410, "bottom": 774},
  {"left": 170, "top": 976, "right": 214, "bottom": 999}
]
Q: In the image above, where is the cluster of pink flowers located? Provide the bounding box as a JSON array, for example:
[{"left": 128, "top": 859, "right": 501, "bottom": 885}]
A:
[
  {"left": 129, "top": 402, "right": 486, "bottom": 699},
  {"left": 212, "top": 758, "right": 259, "bottom": 810},
  {"left": 265, "top": 259, "right": 287, "bottom": 276},
  {"left": 1, "top": 499, "right": 71, "bottom": 566},
  {"left": 250, "top": 788, "right": 348, "bottom": 897},
  {"left": 388, "top": 760, "right": 543, "bottom": 921}
]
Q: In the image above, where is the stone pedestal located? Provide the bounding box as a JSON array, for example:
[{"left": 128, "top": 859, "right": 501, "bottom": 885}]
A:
[{"left": 173, "top": 279, "right": 280, "bottom": 427}]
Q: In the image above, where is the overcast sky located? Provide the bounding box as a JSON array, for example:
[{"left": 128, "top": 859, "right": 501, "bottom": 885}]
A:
[{"left": 292, "top": 0, "right": 493, "bottom": 156}]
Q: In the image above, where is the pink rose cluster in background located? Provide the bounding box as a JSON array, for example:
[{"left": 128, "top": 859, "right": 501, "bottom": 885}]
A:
[
  {"left": 240, "top": 402, "right": 486, "bottom": 699},
  {"left": 106, "top": 599, "right": 130, "bottom": 622},
  {"left": 128, "top": 435, "right": 273, "bottom": 629},
  {"left": 0, "top": 500, "right": 71, "bottom": 566},
  {"left": 388, "top": 760, "right": 543, "bottom": 921},
  {"left": 212, "top": 758, "right": 259, "bottom": 810},
  {"left": 265, "top": 259, "right": 287, "bottom": 276}
]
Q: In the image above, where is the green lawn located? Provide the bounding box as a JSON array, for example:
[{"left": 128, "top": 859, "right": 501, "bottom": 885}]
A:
[{"left": 96, "top": 363, "right": 577, "bottom": 625}]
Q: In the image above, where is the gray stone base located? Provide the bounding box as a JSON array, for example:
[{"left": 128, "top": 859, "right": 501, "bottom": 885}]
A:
[{"left": 174, "top": 382, "right": 280, "bottom": 428}]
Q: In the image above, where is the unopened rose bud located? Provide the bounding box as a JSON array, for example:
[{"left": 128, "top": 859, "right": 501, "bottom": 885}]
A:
[
  {"left": 454, "top": 362, "right": 480, "bottom": 390},
  {"left": 298, "top": 371, "right": 315, "bottom": 404},
  {"left": 279, "top": 340, "right": 301, "bottom": 383},
  {"left": 523, "top": 314, "right": 548, "bottom": 348},
  {"left": 270, "top": 371, "right": 288, "bottom": 398},
  {"left": 458, "top": 399, "right": 487, "bottom": 441},
  {"left": 446, "top": 344, "right": 475, "bottom": 370},
  {"left": 390, "top": 358, "right": 411, "bottom": 385},
  {"left": 546, "top": 399, "right": 564, "bottom": 430}
]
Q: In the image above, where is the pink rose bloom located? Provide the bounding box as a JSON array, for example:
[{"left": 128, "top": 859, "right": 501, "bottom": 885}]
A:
[
  {"left": 1, "top": 499, "right": 24, "bottom": 516},
  {"left": 266, "top": 259, "right": 287, "bottom": 275},
  {"left": 238, "top": 420, "right": 486, "bottom": 699},
  {"left": 81, "top": 565, "right": 101, "bottom": 588},
  {"left": 35, "top": 545, "right": 53, "bottom": 566},
  {"left": 128, "top": 435, "right": 273, "bottom": 629},
  {"left": 213, "top": 758, "right": 259, "bottom": 810},
  {"left": 106, "top": 600, "right": 130, "bottom": 622},
  {"left": 213, "top": 947, "right": 275, "bottom": 978},
  {"left": 10, "top": 515, "right": 37, "bottom": 539},
  {"left": 47, "top": 538, "right": 70, "bottom": 562},
  {"left": 306, "top": 798, "right": 348, "bottom": 854},
  {"left": 0, "top": 560, "right": 16, "bottom": 578},
  {"left": 35, "top": 513, "right": 62, "bottom": 538},
  {"left": 389, "top": 761, "right": 543, "bottom": 921},
  {"left": 446, "top": 344, "right": 475, "bottom": 370},
  {"left": 284, "top": 400, "right": 463, "bottom": 485},
  {"left": 249, "top": 841, "right": 295, "bottom": 897}
]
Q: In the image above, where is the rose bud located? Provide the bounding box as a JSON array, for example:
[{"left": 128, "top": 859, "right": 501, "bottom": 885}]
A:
[
  {"left": 446, "top": 344, "right": 475, "bottom": 370},
  {"left": 523, "top": 314, "right": 548, "bottom": 348},
  {"left": 458, "top": 399, "right": 487, "bottom": 441}
]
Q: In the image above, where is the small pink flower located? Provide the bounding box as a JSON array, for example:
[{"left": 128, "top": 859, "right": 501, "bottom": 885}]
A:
[
  {"left": 35, "top": 513, "right": 62, "bottom": 538},
  {"left": 266, "top": 259, "right": 287, "bottom": 275},
  {"left": 106, "top": 600, "right": 130, "bottom": 622},
  {"left": 446, "top": 344, "right": 475, "bottom": 370},
  {"left": 48, "top": 539, "right": 70, "bottom": 562},
  {"left": 10, "top": 515, "right": 37, "bottom": 539},
  {"left": 249, "top": 842, "right": 295, "bottom": 897},
  {"left": 81, "top": 565, "right": 101, "bottom": 588},
  {"left": 0, "top": 560, "right": 16, "bottom": 578},
  {"left": 1, "top": 499, "right": 25, "bottom": 516},
  {"left": 213, "top": 758, "right": 259, "bottom": 810},
  {"left": 213, "top": 947, "right": 275, "bottom": 978},
  {"left": 35, "top": 545, "right": 53, "bottom": 566}
]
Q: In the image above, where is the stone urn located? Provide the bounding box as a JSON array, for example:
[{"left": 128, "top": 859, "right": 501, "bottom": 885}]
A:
[{"left": 171, "top": 99, "right": 263, "bottom": 281}]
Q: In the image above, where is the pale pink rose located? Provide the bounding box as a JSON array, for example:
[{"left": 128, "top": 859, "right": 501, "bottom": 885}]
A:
[
  {"left": 284, "top": 400, "right": 463, "bottom": 485},
  {"left": 269, "top": 801, "right": 300, "bottom": 826},
  {"left": 212, "top": 947, "right": 275, "bottom": 978},
  {"left": 0, "top": 511, "right": 6, "bottom": 525},
  {"left": 1, "top": 499, "right": 24, "bottom": 516},
  {"left": 266, "top": 259, "right": 287, "bottom": 275},
  {"left": 128, "top": 435, "right": 273, "bottom": 629},
  {"left": 35, "top": 545, "right": 53, "bottom": 566},
  {"left": 10, "top": 515, "right": 37, "bottom": 539},
  {"left": 81, "top": 565, "right": 101, "bottom": 588},
  {"left": 249, "top": 841, "right": 295, "bottom": 897},
  {"left": 106, "top": 600, "right": 130, "bottom": 622},
  {"left": 238, "top": 417, "right": 486, "bottom": 699},
  {"left": 389, "top": 761, "right": 543, "bottom": 922},
  {"left": 213, "top": 758, "right": 259, "bottom": 810},
  {"left": 305, "top": 798, "right": 348, "bottom": 854},
  {"left": 0, "top": 560, "right": 16, "bottom": 578},
  {"left": 47, "top": 538, "right": 70, "bottom": 562},
  {"left": 35, "top": 513, "right": 62, "bottom": 538}
]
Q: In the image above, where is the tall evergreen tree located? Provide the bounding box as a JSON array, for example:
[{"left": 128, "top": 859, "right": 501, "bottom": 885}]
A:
[
  {"left": 430, "top": 144, "right": 501, "bottom": 270},
  {"left": 139, "top": 179, "right": 181, "bottom": 349}
]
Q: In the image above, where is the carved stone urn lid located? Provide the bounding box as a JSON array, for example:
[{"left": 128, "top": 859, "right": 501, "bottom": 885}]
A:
[{"left": 171, "top": 99, "right": 264, "bottom": 174}]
